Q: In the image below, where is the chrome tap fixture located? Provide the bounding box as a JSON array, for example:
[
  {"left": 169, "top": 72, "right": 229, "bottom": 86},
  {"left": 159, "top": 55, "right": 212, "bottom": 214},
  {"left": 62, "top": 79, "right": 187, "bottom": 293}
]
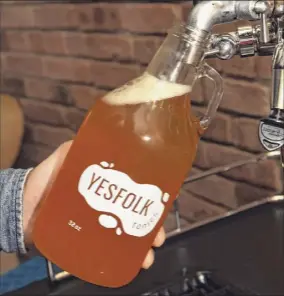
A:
[{"left": 189, "top": 0, "right": 284, "bottom": 166}]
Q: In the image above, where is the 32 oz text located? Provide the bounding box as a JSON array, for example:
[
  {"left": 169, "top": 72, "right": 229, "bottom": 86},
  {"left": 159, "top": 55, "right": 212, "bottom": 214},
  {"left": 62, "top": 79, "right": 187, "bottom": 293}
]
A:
[{"left": 68, "top": 220, "right": 82, "bottom": 232}]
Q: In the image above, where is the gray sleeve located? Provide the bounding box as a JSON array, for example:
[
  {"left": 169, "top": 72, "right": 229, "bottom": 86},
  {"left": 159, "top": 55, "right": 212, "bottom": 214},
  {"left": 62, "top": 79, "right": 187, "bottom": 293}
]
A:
[{"left": 0, "top": 168, "right": 33, "bottom": 254}]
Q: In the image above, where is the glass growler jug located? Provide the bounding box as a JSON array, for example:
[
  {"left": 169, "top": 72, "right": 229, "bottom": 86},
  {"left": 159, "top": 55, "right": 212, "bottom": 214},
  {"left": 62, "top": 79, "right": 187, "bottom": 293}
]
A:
[{"left": 32, "top": 22, "right": 223, "bottom": 288}]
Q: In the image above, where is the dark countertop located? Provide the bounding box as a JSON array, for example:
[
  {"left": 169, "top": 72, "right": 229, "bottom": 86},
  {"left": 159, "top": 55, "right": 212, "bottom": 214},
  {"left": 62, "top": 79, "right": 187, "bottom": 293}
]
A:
[{"left": 6, "top": 200, "right": 284, "bottom": 295}]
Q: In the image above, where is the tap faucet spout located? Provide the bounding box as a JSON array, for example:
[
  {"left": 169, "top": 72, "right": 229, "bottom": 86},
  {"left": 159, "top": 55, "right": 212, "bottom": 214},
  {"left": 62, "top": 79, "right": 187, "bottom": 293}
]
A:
[
  {"left": 185, "top": 1, "right": 284, "bottom": 191},
  {"left": 187, "top": 0, "right": 269, "bottom": 32},
  {"left": 259, "top": 41, "right": 284, "bottom": 152},
  {"left": 184, "top": 1, "right": 274, "bottom": 65}
]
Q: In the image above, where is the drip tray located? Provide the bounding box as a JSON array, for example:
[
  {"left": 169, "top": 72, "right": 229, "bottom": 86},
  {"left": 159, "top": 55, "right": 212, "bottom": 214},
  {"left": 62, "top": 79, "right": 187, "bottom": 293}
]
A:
[{"left": 142, "top": 269, "right": 258, "bottom": 296}]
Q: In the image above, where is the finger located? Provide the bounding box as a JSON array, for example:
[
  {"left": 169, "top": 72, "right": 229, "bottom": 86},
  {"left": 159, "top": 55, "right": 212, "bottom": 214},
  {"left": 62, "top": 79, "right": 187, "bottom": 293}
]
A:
[
  {"left": 25, "top": 141, "right": 74, "bottom": 213},
  {"left": 153, "top": 227, "right": 166, "bottom": 248},
  {"left": 44, "top": 140, "right": 74, "bottom": 183},
  {"left": 23, "top": 141, "right": 74, "bottom": 245},
  {"left": 53, "top": 140, "right": 73, "bottom": 167},
  {"left": 142, "top": 249, "right": 155, "bottom": 269}
]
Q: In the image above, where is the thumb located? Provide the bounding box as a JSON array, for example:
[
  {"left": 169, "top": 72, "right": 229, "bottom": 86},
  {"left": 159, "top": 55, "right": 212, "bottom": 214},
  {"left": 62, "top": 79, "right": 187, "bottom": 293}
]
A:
[{"left": 23, "top": 141, "right": 73, "bottom": 246}]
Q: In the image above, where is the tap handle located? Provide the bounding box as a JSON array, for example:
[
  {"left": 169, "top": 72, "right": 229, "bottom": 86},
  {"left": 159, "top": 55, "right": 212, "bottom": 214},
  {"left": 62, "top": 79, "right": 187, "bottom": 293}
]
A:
[
  {"left": 260, "top": 11, "right": 270, "bottom": 43},
  {"left": 254, "top": 0, "right": 273, "bottom": 43},
  {"left": 259, "top": 115, "right": 284, "bottom": 151},
  {"left": 259, "top": 41, "right": 284, "bottom": 152}
]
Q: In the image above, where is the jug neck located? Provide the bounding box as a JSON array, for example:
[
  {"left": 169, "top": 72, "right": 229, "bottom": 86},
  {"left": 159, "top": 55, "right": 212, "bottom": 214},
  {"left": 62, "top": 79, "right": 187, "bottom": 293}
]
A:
[{"left": 146, "top": 23, "right": 210, "bottom": 85}]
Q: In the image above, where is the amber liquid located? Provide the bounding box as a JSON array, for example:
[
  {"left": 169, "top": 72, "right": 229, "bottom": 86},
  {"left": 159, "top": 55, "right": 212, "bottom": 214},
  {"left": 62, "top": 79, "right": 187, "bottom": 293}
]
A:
[{"left": 33, "top": 92, "right": 202, "bottom": 288}]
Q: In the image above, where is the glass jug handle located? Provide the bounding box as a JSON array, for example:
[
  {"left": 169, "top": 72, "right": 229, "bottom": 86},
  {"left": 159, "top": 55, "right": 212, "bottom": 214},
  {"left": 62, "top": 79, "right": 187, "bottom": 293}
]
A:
[{"left": 197, "top": 62, "right": 224, "bottom": 128}]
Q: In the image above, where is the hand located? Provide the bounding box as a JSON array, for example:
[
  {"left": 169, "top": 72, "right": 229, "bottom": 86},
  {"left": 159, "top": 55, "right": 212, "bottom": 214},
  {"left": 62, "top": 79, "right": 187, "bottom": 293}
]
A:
[{"left": 23, "top": 141, "right": 166, "bottom": 269}]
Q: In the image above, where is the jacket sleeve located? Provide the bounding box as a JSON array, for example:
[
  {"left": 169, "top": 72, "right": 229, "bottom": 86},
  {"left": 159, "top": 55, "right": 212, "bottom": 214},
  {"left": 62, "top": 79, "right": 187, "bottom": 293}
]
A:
[{"left": 0, "top": 168, "right": 33, "bottom": 254}]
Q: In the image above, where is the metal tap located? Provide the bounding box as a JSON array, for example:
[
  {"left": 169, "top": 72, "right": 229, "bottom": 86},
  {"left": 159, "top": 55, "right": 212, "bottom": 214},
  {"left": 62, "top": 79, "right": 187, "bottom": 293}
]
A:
[{"left": 188, "top": 0, "right": 284, "bottom": 172}]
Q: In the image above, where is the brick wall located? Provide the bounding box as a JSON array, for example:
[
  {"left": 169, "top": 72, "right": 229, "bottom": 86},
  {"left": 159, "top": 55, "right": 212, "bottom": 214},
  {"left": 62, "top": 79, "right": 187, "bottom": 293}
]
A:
[{"left": 1, "top": 1, "right": 282, "bottom": 231}]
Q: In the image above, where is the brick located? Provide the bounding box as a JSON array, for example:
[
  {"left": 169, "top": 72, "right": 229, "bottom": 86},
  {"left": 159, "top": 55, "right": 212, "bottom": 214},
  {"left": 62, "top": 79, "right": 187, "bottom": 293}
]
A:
[
  {"left": 235, "top": 182, "right": 275, "bottom": 206},
  {"left": 64, "top": 32, "right": 87, "bottom": 56},
  {"left": 6, "top": 0, "right": 32, "bottom": 3},
  {"left": 53, "top": 84, "right": 74, "bottom": 106},
  {"left": 24, "top": 78, "right": 73, "bottom": 105},
  {"left": 193, "top": 141, "right": 208, "bottom": 169},
  {"left": 42, "top": 56, "right": 74, "bottom": 81},
  {"left": 138, "top": 65, "right": 147, "bottom": 76},
  {"left": 255, "top": 56, "right": 272, "bottom": 79},
  {"left": 77, "top": 3, "right": 121, "bottom": 30},
  {"left": 178, "top": 189, "right": 226, "bottom": 222},
  {"left": 19, "top": 98, "right": 66, "bottom": 125},
  {"left": 3, "top": 31, "right": 30, "bottom": 52},
  {"left": 73, "top": 59, "right": 93, "bottom": 84},
  {"left": 213, "top": 20, "right": 255, "bottom": 34},
  {"left": 14, "top": 154, "right": 38, "bottom": 169},
  {"left": 2, "top": 53, "right": 43, "bottom": 76},
  {"left": 206, "top": 58, "right": 222, "bottom": 73},
  {"left": 181, "top": 1, "right": 193, "bottom": 23},
  {"left": 42, "top": 31, "right": 66, "bottom": 55},
  {"left": 1, "top": 76, "right": 25, "bottom": 96},
  {"left": 34, "top": 4, "right": 78, "bottom": 29},
  {"left": 1, "top": 6, "right": 35, "bottom": 28},
  {"left": 1, "top": 1, "right": 19, "bottom": 4},
  {"left": 191, "top": 78, "right": 204, "bottom": 104},
  {"left": 0, "top": 30, "right": 8, "bottom": 51},
  {"left": 239, "top": 158, "right": 283, "bottom": 190},
  {"left": 77, "top": 5, "right": 93, "bottom": 29},
  {"left": 183, "top": 173, "right": 237, "bottom": 208},
  {"left": 192, "top": 142, "right": 204, "bottom": 168},
  {"left": 18, "top": 143, "right": 54, "bottom": 166},
  {"left": 85, "top": 34, "right": 132, "bottom": 61},
  {"left": 25, "top": 79, "right": 74, "bottom": 105},
  {"left": 220, "top": 56, "right": 256, "bottom": 78},
  {"left": 24, "top": 78, "right": 56, "bottom": 101},
  {"left": 2, "top": 1, "right": 33, "bottom": 4},
  {"left": 207, "top": 78, "right": 271, "bottom": 117},
  {"left": 164, "top": 212, "right": 189, "bottom": 233},
  {"left": 25, "top": 123, "right": 75, "bottom": 148},
  {"left": 232, "top": 117, "right": 265, "bottom": 152},
  {"left": 119, "top": 4, "right": 182, "bottom": 33},
  {"left": 193, "top": 141, "right": 254, "bottom": 180},
  {"left": 197, "top": 67, "right": 224, "bottom": 106},
  {"left": 27, "top": 31, "right": 45, "bottom": 53},
  {"left": 43, "top": 57, "right": 92, "bottom": 83},
  {"left": 64, "top": 108, "right": 86, "bottom": 132},
  {"left": 212, "top": 22, "right": 239, "bottom": 34},
  {"left": 133, "top": 36, "right": 163, "bottom": 64},
  {"left": 253, "top": 159, "right": 282, "bottom": 190},
  {"left": 187, "top": 166, "right": 202, "bottom": 178},
  {"left": 202, "top": 112, "right": 233, "bottom": 143},
  {"left": 69, "top": 85, "right": 105, "bottom": 110},
  {"left": 192, "top": 141, "right": 282, "bottom": 190},
  {"left": 194, "top": 141, "right": 250, "bottom": 169},
  {"left": 91, "top": 61, "right": 139, "bottom": 88},
  {"left": 0, "top": 54, "right": 4, "bottom": 75},
  {"left": 212, "top": 20, "right": 255, "bottom": 36}
]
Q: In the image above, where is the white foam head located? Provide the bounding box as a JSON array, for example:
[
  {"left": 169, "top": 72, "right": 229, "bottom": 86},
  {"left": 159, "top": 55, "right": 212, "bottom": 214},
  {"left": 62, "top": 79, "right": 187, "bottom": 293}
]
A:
[{"left": 103, "top": 72, "right": 192, "bottom": 105}]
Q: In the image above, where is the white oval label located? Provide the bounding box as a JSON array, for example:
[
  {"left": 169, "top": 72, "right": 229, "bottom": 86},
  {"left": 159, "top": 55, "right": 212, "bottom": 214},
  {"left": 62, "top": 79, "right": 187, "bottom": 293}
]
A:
[{"left": 78, "top": 162, "right": 169, "bottom": 237}]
